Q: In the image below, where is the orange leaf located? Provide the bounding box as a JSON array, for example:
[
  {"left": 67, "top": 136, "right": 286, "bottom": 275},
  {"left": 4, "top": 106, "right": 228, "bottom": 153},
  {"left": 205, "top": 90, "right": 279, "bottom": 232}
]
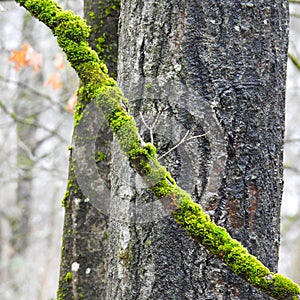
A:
[
  {"left": 8, "top": 43, "right": 43, "bottom": 73},
  {"left": 25, "top": 45, "right": 43, "bottom": 73},
  {"left": 44, "top": 72, "right": 62, "bottom": 90},
  {"left": 54, "top": 53, "right": 65, "bottom": 70},
  {"left": 66, "top": 93, "right": 77, "bottom": 113},
  {"left": 8, "top": 43, "right": 29, "bottom": 71}
]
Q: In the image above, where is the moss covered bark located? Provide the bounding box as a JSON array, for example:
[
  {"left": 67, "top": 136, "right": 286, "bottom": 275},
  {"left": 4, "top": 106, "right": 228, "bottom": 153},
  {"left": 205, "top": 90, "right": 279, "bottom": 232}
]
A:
[
  {"left": 84, "top": 0, "right": 120, "bottom": 78},
  {"left": 14, "top": 0, "right": 300, "bottom": 299}
]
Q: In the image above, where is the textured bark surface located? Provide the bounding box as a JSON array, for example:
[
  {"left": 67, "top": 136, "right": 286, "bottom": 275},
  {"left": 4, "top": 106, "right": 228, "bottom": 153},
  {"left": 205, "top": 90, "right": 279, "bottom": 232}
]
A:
[
  {"left": 57, "top": 1, "right": 119, "bottom": 299},
  {"left": 84, "top": 0, "right": 120, "bottom": 78},
  {"left": 108, "top": 0, "right": 289, "bottom": 299}
]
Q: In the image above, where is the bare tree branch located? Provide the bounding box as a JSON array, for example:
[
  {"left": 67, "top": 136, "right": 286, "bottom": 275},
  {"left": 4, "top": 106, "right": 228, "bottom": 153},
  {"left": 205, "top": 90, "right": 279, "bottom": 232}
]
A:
[{"left": 0, "top": 100, "right": 68, "bottom": 143}]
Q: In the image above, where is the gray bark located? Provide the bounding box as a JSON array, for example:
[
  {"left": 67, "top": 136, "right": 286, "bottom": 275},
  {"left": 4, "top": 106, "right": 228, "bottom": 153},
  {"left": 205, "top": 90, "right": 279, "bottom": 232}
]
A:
[
  {"left": 57, "top": 1, "right": 119, "bottom": 299},
  {"left": 107, "top": 1, "right": 289, "bottom": 299}
]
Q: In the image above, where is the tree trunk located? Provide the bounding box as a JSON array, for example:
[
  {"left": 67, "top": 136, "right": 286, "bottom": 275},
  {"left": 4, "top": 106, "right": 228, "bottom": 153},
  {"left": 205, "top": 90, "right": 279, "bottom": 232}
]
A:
[
  {"left": 107, "top": 0, "right": 288, "bottom": 299},
  {"left": 57, "top": 1, "right": 119, "bottom": 299}
]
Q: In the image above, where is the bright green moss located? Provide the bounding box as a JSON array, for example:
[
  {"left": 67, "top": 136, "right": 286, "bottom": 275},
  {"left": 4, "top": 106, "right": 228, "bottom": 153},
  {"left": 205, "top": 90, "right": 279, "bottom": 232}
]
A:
[
  {"left": 17, "top": 0, "right": 61, "bottom": 25},
  {"left": 55, "top": 38, "right": 99, "bottom": 72},
  {"left": 61, "top": 190, "right": 70, "bottom": 207},
  {"left": 74, "top": 101, "right": 85, "bottom": 126},
  {"left": 128, "top": 143, "right": 156, "bottom": 161},
  {"left": 64, "top": 272, "right": 72, "bottom": 282},
  {"left": 89, "top": 11, "right": 96, "bottom": 20},
  {"left": 55, "top": 17, "right": 90, "bottom": 42},
  {"left": 151, "top": 175, "right": 176, "bottom": 197},
  {"left": 96, "top": 151, "right": 106, "bottom": 162},
  {"left": 272, "top": 274, "right": 300, "bottom": 298},
  {"left": 96, "top": 34, "right": 106, "bottom": 58}
]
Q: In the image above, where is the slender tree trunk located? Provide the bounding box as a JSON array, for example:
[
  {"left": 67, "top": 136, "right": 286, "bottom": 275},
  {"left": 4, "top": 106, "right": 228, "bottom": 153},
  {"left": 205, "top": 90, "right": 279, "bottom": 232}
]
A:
[
  {"left": 107, "top": 0, "right": 289, "bottom": 299},
  {"left": 57, "top": 1, "right": 120, "bottom": 299}
]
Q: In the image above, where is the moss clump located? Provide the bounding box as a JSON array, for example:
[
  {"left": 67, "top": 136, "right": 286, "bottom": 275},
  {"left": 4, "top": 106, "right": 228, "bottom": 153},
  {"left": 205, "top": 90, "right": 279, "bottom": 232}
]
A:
[
  {"left": 76, "top": 61, "right": 110, "bottom": 86},
  {"left": 64, "top": 272, "right": 72, "bottom": 282},
  {"left": 128, "top": 142, "right": 176, "bottom": 197},
  {"left": 172, "top": 192, "right": 300, "bottom": 298},
  {"left": 93, "top": 86, "right": 140, "bottom": 153},
  {"left": 61, "top": 190, "right": 70, "bottom": 207},
  {"left": 88, "top": 11, "right": 96, "bottom": 20},
  {"left": 55, "top": 38, "right": 99, "bottom": 72},
  {"left": 96, "top": 34, "right": 106, "bottom": 59},
  {"left": 54, "top": 13, "right": 90, "bottom": 41},
  {"left": 271, "top": 274, "right": 300, "bottom": 299},
  {"left": 96, "top": 151, "right": 106, "bottom": 162},
  {"left": 150, "top": 173, "right": 176, "bottom": 198}
]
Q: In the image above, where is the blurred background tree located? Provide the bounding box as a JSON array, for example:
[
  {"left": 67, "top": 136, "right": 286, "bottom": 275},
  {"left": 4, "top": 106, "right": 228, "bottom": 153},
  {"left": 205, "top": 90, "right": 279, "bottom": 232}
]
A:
[{"left": 0, "top": 1, "right": 80, "bottom": 299}]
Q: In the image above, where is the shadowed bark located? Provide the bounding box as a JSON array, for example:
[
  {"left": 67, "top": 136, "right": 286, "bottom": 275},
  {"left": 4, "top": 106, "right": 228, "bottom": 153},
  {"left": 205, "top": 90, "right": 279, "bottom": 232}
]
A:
[
  {"left": 107, "top": 0, "right": 289, "bottom": 299},
  {"left": 57, "top": 1, "right": 119, "bottom": 299}
]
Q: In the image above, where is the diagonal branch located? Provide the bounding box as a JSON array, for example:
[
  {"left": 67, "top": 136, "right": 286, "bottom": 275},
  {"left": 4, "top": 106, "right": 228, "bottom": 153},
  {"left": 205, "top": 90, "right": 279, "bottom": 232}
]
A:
[{"left": 13, "top": 1, "right": 300, "bottom": 299}]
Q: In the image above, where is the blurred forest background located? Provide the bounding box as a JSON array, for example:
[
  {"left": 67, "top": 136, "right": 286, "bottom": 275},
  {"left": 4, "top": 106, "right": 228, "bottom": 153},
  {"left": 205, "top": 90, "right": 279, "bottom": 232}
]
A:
[{"left": 0, "top": 1, "right": 299, "bottom": 299}]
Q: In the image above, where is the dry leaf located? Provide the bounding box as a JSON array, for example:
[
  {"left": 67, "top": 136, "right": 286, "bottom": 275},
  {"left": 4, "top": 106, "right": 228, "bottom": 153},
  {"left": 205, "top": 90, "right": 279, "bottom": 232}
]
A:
[
  {"left": 54, "top": 53, "right": 64, "bottom": 70},
  {"left": 44, "top": 72, "right": 62, "bottom": 90},
  {"left": 8, "top": 43, "right": 42, "bottom": 73},
  {"left": 8, "top": 44, "right": 28, "bottom": 71},
  {"left": 25, "top": 45, "right": 43, "bottom": 73},
  {"left": 66, "top": 93, "right": 77, "bottom": 113}
]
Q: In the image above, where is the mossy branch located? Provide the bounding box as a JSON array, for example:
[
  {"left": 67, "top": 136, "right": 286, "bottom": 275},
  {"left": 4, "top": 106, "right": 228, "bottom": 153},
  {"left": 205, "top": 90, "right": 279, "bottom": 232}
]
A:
[{"left": 14, "top": 0, "right": 300, "bottom": 299}]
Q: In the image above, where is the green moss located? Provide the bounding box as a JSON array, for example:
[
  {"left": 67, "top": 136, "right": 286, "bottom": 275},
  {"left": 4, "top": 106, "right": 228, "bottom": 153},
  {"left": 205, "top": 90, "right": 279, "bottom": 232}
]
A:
[
  {"left": 151, "top": 172, "right": 176, "bottom": 198},
  {"left": 88, "top": 11, "right": 96, "bottom": 20},
  {"left": 128, "top": 143, "right": 156, "bottom": 161},
  {"left": 172, "top": 192, "right": 300, "bottom": 298},
  {"left": 61, "top": 190, "right": 70, "bottom": 207},
  {"left": 64, "top": 272, "right": 72, "bottom": 282},
  {"left": 54, "top": 13, "right": 90, "bottom": 41},
  {"left": 272, "top": 274, "right": 300, "bottom": 299},
  {"left": 93, "top": 86, "right": 140, "bottom": 153},
  {"left": 96, "top": 151, "right": 106, "bottom": 162},
  {"left": 57, "top": 269, "right": 72, "bottom": 300},
  {"left": 145, "top": 82, "right": 153, "bottom": 89},
  {"left": 96, "top": 34, "right": 106, "bottom": 58}
]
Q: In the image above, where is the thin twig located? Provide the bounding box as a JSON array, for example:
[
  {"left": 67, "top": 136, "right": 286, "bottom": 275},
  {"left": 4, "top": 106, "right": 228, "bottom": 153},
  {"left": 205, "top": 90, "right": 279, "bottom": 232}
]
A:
[
  {"left": 158, "top": 130, "right": 208, "bottom": 160},
  {"left": 17, "top": 138, "right": 38, "bottom": 162},
  {"left": 288, "top": 53, "right": 300, "bottom": 71},
  {"left": 139, "top": 110, "right": 162, "bottom": 144},
  {"left": 0, "top": 75, "right": 66, "bottom": 109},
  {"left": 0, "top": 100, "right": 68, "bottom": 143}
]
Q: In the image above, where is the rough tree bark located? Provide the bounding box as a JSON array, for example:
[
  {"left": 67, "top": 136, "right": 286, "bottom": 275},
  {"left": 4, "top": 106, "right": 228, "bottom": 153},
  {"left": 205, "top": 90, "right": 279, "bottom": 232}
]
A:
[
  {"left": 57, "top": 1, "right": 119, "bottom": 299},
  {"left": 107, "top": 0, "right": 289, "bottom": 299}
]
